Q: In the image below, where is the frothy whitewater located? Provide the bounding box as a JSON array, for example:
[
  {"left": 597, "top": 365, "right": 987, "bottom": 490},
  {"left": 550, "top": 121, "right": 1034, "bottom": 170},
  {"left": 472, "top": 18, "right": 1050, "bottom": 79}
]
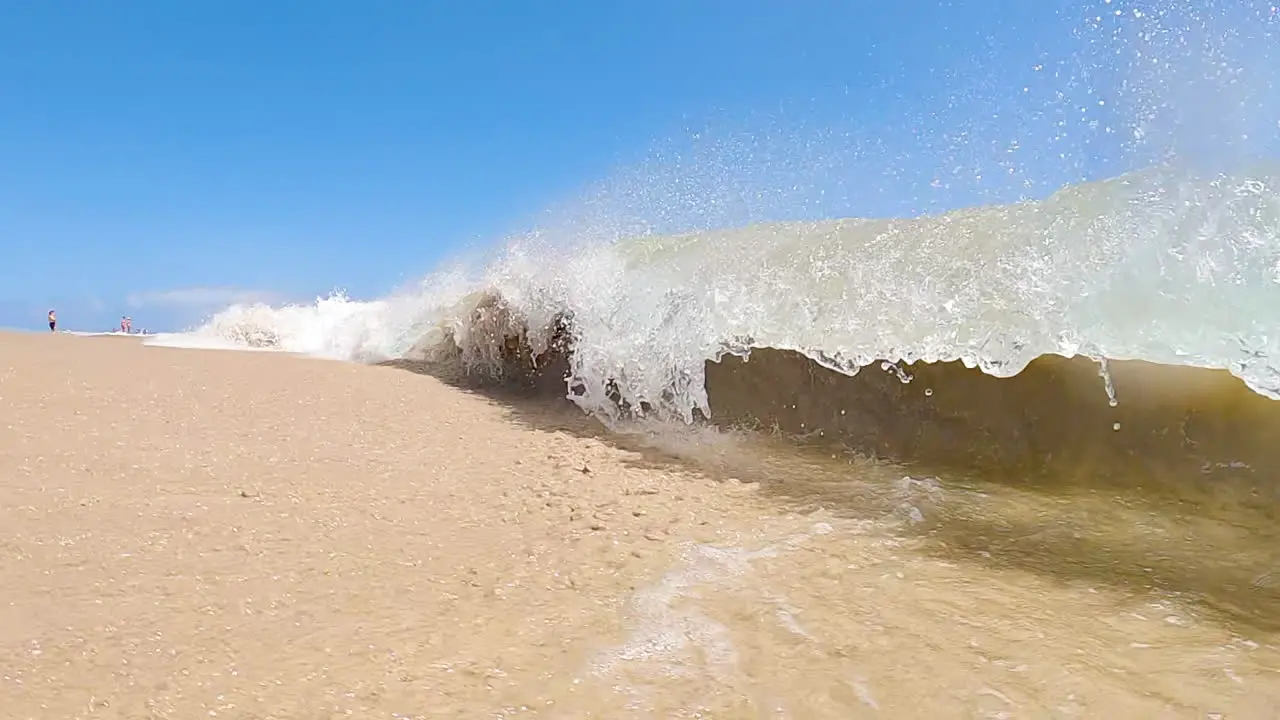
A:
[
  {"left": 137, "top": 3, "right": 1280, "bottom": 714},
  {"left": 150, "top": 165, "right": 1280, "bottom": 420}
]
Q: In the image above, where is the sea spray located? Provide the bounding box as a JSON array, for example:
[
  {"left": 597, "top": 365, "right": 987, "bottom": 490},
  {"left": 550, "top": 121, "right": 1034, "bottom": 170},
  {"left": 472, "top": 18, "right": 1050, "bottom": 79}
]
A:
[
  {"left": 152, "top": 164, "right": 1280, "bottom": 423},
  {"left": 148, "top": 1, "right": 1280, "bottom": 423}
]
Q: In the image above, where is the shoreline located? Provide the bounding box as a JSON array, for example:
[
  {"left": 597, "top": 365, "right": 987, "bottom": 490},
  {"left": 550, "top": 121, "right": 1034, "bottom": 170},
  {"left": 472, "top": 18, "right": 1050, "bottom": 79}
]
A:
[
  {"left": 2, "top": 331, "right": 1276, "bottom": 717},
  {"left": 0, "top": 331, "right": 783, "bottom": 717}
]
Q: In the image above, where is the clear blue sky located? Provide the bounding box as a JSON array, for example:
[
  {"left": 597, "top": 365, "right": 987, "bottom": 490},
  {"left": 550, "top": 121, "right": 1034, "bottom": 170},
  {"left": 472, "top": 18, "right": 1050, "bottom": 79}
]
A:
[{"left": 2, "top": 1, "right": 1276, "bottom": 331}]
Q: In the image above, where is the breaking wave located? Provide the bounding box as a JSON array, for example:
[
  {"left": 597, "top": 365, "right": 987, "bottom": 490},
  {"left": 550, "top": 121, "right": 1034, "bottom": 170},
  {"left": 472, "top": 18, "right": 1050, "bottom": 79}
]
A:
[
  {"left": 151, "top": 164, "right": 1280, "bottom": 420},
  {"left": 142, "top": 0, "right": 1280, "bottom": 498}
]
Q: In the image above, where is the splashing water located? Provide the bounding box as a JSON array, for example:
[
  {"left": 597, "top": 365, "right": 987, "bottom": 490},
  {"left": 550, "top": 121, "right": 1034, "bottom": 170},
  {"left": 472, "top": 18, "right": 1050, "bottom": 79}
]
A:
[{"left": 150, "top": 1, "right": 1280, "bottom": 424}]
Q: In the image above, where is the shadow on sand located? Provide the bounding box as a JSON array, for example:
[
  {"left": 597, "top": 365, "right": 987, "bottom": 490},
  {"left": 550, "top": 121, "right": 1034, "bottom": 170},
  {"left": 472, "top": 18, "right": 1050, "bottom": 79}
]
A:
[{"left": 379, "top": 351, "right": 1280, "bottom": 635}]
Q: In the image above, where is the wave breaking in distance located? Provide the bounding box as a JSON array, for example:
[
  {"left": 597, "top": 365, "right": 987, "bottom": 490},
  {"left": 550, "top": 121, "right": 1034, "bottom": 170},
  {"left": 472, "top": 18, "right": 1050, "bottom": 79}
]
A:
[{"left": 151, "top": 164, "right": 1280, "bottom": 422}]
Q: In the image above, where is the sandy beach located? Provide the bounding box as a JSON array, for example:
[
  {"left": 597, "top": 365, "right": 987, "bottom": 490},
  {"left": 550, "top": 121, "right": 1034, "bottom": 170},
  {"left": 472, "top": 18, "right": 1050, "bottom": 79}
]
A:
[
  {"left": 3, "top": 332, "right": 1278, "bottom": 719},
  {"left": 0, "top": 332, "right": 778, "bottom": 718}
]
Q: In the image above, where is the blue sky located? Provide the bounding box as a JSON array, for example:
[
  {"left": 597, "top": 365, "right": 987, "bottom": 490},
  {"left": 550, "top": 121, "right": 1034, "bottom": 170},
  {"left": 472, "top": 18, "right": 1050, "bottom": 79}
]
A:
[{"left": 2, "top": 1, "right": 1276, "bottom": 331}]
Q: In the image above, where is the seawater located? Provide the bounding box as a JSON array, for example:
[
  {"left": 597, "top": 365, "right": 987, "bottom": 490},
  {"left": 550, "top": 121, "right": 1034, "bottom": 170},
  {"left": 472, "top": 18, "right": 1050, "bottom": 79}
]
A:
[
  {"left": 145, "top": 176, "right": 1280, "bottom": 712},
  {"left": 143, "top": 1, "right": 1280, "bottom": 713}
]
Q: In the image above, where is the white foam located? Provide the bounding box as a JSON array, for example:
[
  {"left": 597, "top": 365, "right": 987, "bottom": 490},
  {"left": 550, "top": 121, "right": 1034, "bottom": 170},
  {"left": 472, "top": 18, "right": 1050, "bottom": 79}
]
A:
[
  {"left": 149, "top": 165, "right": 1280, "bottom": 424},
  {"left": 588, "top": 527, "right": 843, "bottom": 685},
  {"left": 589, "top": 542, "right": 769, "bottom": 682},
  {"left": 149, "top": 5, "right": 1280, "bottom": 422},
  {"left": 143, "top": 332, "right": 285, "bottom": 352}
]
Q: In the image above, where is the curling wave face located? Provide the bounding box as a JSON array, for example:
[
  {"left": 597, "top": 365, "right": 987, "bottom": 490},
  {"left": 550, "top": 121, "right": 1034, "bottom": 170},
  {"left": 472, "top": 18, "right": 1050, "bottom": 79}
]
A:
[{"left": 151, "top": 164, "right": 1280, "bottom": 422}]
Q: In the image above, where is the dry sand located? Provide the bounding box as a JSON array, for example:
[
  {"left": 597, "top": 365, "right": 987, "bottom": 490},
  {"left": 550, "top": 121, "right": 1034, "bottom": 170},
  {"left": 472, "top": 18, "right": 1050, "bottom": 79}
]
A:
[{"left": 3, "top": 332, "right": 1279, "bottom": 719}]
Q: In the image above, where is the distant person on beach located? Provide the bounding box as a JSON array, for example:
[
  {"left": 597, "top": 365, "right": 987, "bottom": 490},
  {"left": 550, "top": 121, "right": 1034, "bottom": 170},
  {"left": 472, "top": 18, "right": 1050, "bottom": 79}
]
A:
[{"left": 47, "top": 309, "right": 56, "bottom": 332}]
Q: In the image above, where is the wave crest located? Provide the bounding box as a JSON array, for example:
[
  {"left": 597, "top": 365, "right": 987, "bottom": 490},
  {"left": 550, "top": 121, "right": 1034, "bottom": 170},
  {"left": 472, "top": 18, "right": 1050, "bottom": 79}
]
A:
[{"left": 151, "top": 165, "right": 1280, "bottom": 420}]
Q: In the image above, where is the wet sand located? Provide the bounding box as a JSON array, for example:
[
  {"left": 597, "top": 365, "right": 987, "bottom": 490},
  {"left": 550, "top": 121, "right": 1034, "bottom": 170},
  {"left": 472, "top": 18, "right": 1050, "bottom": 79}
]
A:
[
  {"left": 2, "top": 332, "right": 1278, "bottom": 719},
  {"left": 0, "top": 332, "right": 785, "bottom": 718}
]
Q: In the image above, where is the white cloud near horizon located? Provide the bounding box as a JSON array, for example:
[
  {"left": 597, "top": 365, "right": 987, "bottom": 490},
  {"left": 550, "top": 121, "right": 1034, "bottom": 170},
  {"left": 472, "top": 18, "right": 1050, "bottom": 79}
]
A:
[{"left": 125, "top": 287, "right": 283, "bottom": 310}]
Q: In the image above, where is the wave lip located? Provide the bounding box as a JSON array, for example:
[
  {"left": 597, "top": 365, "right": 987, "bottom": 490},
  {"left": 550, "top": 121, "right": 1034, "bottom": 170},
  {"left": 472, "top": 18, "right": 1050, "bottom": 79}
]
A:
[{"left": 155, "top": 165, "right": 1280, "bottom": 419}]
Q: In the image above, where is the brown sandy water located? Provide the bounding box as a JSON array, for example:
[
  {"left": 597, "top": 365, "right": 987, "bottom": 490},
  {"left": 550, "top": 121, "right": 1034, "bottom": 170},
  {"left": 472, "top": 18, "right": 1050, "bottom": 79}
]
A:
[{"left": 1, "top": 333, "right": 1277, "bottom": 718}]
